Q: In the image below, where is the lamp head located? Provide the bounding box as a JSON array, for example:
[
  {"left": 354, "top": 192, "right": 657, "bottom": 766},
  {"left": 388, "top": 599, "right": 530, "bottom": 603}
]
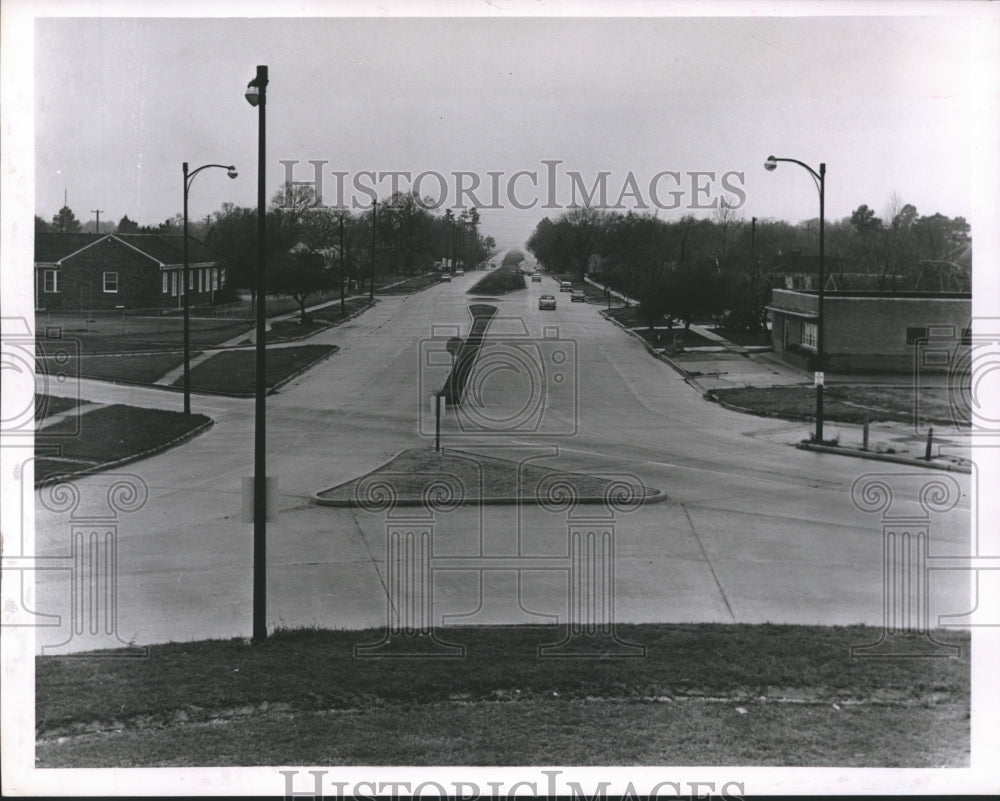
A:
[
  {"left": 244, "top": 83, "right": 260, "bottom": 107},
  {"left": 764, "top": 156, "right": 778, "bottom": 172},
  {"left": 226, "top": 167, "right": 238, "bottom": 179}
]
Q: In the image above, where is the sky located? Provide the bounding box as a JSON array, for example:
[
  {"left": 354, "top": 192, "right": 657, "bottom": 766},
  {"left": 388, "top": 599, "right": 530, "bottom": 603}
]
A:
[{"left": 23, "top": 5, "right": 998, "bottom": 251}]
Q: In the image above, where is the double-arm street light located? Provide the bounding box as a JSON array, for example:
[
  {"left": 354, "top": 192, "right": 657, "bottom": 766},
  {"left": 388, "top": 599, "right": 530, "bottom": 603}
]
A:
[
  {"left": 246, "top": 65, "right": 268, "bottom": 642},
  {"left": 764, "top": 155, "right": 826, "bottom": 442},
  {"left": 182, "top": 162, "right": 237, "bottom": 415}
]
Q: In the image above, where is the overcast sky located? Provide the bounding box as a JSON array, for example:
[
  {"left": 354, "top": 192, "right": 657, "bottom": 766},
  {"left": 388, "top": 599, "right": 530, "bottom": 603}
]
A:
[{"left": 24, "top": 5, "right": 998, "bottom": 250}]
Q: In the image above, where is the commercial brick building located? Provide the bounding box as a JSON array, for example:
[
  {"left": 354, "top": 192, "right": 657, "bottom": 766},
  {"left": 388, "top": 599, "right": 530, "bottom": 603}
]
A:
[
  {"left": 767, "top": 288, "right": 972, "bottom": 373},
  {"left": 35, "top": 232, "right": 228, "bottom": 312}
]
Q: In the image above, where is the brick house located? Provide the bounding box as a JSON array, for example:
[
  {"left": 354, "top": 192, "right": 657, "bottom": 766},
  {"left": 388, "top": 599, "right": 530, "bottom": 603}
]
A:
[
  {"left": 767, "top": 288, "right": 972, "bottom": 373},
  {"left": 35, "top": 232, "right": 228, "bottom": 312}
]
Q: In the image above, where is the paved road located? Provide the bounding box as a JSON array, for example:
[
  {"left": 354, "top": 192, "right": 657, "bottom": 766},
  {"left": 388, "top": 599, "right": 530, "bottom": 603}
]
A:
[{"left": 29, "top": 269, "right": 974, "bottom": 653}]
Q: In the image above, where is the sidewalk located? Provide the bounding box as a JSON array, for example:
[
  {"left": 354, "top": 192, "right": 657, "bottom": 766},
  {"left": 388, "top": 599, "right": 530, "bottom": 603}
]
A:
[
  {"left": 153, "top": 289, "right": 381, "bottom": 387},
  {"left": 590, "top": 278, "right": 972, "bottom": 473}
]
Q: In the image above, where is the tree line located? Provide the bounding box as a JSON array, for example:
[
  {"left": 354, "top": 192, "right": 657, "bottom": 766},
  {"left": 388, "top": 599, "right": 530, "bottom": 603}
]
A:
[
  {"left": 525, "top": 200, "right": 971, "bottom": 337},
  {"left": 37, "top": 188, "right": 497, "bottom": 317}
]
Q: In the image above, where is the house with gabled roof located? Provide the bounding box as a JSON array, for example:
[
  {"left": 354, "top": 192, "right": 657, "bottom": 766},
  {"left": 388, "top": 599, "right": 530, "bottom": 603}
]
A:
[{"left": 35, "top": 232, "right": 228, "bottom": 312}]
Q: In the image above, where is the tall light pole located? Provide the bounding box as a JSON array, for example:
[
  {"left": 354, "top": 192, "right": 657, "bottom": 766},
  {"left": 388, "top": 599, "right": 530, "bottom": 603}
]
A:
[
  {"left": 246, "top": 65, "right": 268, "bottom": 642},
  {"left": 182, "top": 162, "right": 237, "bottom": 415},
  {"left": 764, "top": 155, "right": 826, "bottom": 442}
]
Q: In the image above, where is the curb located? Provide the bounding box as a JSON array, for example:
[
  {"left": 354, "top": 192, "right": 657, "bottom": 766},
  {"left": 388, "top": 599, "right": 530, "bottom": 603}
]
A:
[
  {"left": 796, "top": 442, "right": 972, "bottom": 473},
  {"left": 35, "top": 416, "right": 215, "bottom": 488}
]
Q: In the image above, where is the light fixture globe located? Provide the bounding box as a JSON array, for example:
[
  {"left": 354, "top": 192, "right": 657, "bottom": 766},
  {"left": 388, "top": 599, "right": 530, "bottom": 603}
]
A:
[
  {"left": 245, "top": 84, "right": 260, "bottom": 107},
  {"left": 764, "top": 156, "right": 778, "bottom": 172},
  {"left": 227, "top": 167, "right": 238, "bottom": 179}
]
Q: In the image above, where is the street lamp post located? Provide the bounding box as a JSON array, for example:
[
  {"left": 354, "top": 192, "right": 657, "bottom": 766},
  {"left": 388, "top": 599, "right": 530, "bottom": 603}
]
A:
[
  {"left": 182, "top": 162, "right": 237, "bottom": 415},
  {"left": 764, "top": 155, "right": 826, "bottom": 442},
  {"left": 246, "top": 65, "right": 268, "bottom": 642}
]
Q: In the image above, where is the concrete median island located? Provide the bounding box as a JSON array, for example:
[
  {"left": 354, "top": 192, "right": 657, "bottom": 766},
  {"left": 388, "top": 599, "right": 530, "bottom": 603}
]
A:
[{"left": 313, "top": 447, "right": 664, "bottom": 507}]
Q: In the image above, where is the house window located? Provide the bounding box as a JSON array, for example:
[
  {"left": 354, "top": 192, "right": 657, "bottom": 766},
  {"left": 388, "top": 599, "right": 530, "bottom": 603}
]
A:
[
  {"left": 783, "top": 318, "right": 791, "bottom": 349},
  {"left": 188, "top": 270, "right": 194, "bottom": 290},
  {"left": 801, "top": 321, "right": 818, "bottom": 349},
  {"left": 103, "top": 272, "right": 118, "bottom": 293},
  {"left": 906, "top": 326, "right": 928, "bottom": 345},
  {"left": 162, "top": 273, "right": 169, "bottom": 294},
  {"left": 171, "top": 272, "right": 179, "bottom": 297},
  {"left": 43, "top": 269, "right": 59, "bottom": 293},
  {"left": 211, "top": 268, "right": 219, "bottom": 291}
]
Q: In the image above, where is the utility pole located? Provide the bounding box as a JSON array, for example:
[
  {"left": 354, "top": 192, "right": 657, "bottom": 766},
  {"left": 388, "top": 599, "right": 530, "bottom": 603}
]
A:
[
  {"left": 339, "top": 212, "right": 346, "bottom": 313},
  {"left": 91, "top": 209, "right": 104, "bottom": 234},
  {"left": 369, "top": 200, "right": 377, "bottom": 302}
]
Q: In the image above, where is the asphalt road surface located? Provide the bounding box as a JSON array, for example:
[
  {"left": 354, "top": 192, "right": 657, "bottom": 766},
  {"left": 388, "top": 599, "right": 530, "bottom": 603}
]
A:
[{"left": 28, "top": 268, "right": 974, "bottom": 654}]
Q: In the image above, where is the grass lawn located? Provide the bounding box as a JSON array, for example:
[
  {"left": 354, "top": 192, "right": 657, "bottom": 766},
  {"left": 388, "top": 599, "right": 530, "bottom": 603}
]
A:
[
  {"left": 48, "top": 351, "right": 196, "bottom": 384},
  {"left": 710, "top": 385, "right": 963, "bottom": 428},
  {"left": 174, "top": 344, "right": 337, "bottom": 395},
  {"left": 37, "top": 317, "right": 250, "bottom": 355},
  {"left": 34, "top": 404, "right": 211, "bottom": 484},
  {"left": 35, "top": 624, "right": 969, "bottom": 767},
  {"left": 35, "top": 394, "right": 82, "bottom": 420}
]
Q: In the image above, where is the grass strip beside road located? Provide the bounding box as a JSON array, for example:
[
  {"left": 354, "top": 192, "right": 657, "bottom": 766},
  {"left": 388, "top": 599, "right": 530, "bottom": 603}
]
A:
[
  {"left": 174, "top": 344, "right": 337, "bottom": 395},
  {"left": 36, "top": 624, "right": 969, "bottom": 767},
  {"left": 709, "top": 385, "right": 962, "bottom": 428},
  {"left": 35, "top": 404, "right": 212, "bottom": 485}
]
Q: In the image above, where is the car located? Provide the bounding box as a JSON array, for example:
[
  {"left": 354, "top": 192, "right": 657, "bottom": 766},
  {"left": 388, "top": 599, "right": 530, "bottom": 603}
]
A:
[
  {"left": 440, "top": 273, "right": 451, "bottom": 282},
  {"left": 559, "top": 281, "right": 573, "bottom": 292},
  {"left": 455, "top": 269, "right": 465, "bottom": 276},
  {"left": 571, "top": 290, "right": 586, "bottom": 302},
  {"left": 538, "top": 294, "right": 556, "bottom": 310},
  {"left": 531, "top": 273, "right": 542, "bottom": 282}
]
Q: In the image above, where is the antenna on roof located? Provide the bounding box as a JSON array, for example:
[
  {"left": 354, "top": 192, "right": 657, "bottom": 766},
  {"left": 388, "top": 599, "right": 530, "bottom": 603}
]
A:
[{"left": 91, "top": 209, "right": 105, "bottom": 235}]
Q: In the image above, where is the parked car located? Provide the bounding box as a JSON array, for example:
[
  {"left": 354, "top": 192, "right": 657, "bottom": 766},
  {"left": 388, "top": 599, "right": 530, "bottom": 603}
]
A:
[
  {"left": 538, "top": 294, "right": 556, "bottom": 310},
  {"left": 571, "top": 290, "right": 586, "bottom": 302},
  {"left": 455, "top": 269, "right": 464, "bottom": 276},
  {"left": 559, "top": 281, "right": 573, "bottom": 292},
  {"left": 440, "top": 273, "right": 451, "bottom": 282},
  {"left": 531, "top": 273, "right": 542, "bottom": 282}
]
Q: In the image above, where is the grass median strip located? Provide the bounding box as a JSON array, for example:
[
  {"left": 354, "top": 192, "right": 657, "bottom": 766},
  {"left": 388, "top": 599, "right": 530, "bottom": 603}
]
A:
[
  {"left": 36, "top": 624, "right": 968, "bottom": 767},
  {"left": 314, "top": 447, "right": 662, "bottom": 505},
  {"left": 172, "top": 344, "right": 337, "bottom": 395}
]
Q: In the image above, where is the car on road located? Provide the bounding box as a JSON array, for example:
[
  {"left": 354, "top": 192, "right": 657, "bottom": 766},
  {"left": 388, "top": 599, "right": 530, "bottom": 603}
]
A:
[
  {"left": 531, "top": 273, "right": 542, "bottom": 282},
  {"left": 455, "top": 269, "right": 464, "bottom": 276},
  {"left": 538, "top": 294, "right": 556, "bottom": 310},
  {"left": 560, "top": 281, "right": 573, "bottom": 292},
  {"left": 440, "top": 273, "right": 451, "bottom": 282},
  {"left": 571, "top": 290, "right": 586, "bottom": 302}
]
